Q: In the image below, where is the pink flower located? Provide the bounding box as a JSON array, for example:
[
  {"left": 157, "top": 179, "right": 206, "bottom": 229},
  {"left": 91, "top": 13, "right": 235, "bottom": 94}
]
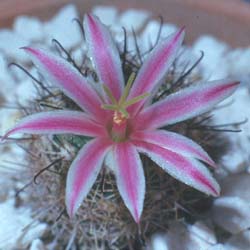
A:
[{"left": 3, "top": 14, "right": 239, "bottom": 223}]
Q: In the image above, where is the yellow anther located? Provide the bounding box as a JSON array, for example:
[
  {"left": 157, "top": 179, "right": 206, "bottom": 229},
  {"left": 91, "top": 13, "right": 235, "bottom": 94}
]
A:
[{"left": 113, "top": 111, "right": 126, "bottom": 125}]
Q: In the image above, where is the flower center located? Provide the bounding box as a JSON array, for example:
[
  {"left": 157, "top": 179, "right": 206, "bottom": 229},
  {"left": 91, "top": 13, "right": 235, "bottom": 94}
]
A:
[
  {"left": 101, "top": 73, "right": 149, "bottom": 142},
  {"left": 113, "top": 110, "right": 126, "bottom": 125}
]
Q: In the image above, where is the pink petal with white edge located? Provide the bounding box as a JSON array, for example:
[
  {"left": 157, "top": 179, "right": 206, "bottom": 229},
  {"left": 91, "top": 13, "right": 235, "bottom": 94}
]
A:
[
  {"left": 84, "top": 14, "right": 124, "bottom": 100},
  {"left": 113, "top": 142, "right": 145, "bottom": 223},
  {"left": 2, "top": 111, "right": 106, "bottom": 140},
  {"left": 131, "top": 130, "right": 215, "bottom": 167},
  {"left": 133, "top": 140, "right": 220, "bottom": 196},
  {"left": 66, "top": 138, "right": 111, "bottom": 217},
  {"left": 128, "top": 28, "right": 185, "bottom": 115},
  {"left": 23, "top": 47, "right": 107, "bottom": 122},
  {"left": 135, "top": 79, "right": 240, "bottom": 130}
]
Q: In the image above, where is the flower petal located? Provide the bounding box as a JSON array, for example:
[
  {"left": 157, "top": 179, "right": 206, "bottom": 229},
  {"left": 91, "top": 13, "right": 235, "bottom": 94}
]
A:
[
  {"left": 2, "top": 111, "right": 106, "bottom": 140},
  {"left": 113, "top": 142, "right": 145, "bottom": 223},
  {"left": 66, "top": 138, "right": 111, "bottom": 217},
  {"left": 128, "top": 28, "right": 185, "bottom": 115},
  {"left": 131, "top": 130, "right": 215, "bottom": 167},
  {"left": 135, "top": 79, "right": 240, "bottom": 129},
  {"left": 133, "top": 140, "right": 220, "bottom": 196},
  {"left": 84, "top": 14, "right": 124, "bottom": 100},
  {"left": 23, "top": 47, "right": 106, "bottom": 122}
]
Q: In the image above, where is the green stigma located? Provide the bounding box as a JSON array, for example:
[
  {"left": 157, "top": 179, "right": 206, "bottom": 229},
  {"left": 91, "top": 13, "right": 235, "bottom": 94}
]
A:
[{"left": 101, "top": 72, "right": 150, "bottom": 118}]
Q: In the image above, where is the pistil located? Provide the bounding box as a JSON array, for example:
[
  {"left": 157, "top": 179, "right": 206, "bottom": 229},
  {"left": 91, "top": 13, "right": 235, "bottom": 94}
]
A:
[{"left": 101, "top": 72, "right": 150, "bottom": 142}]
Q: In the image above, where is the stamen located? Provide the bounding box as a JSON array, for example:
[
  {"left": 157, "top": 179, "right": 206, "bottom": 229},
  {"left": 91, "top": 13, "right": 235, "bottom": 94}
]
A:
[{"left": 113, "top": 111, "right": 126, "bottom": 125}]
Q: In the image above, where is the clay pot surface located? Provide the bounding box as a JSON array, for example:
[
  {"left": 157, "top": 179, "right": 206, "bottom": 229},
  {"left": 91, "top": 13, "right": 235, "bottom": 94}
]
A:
[{"left": 0, "top": 0, "right": 249, "bottom": 47}]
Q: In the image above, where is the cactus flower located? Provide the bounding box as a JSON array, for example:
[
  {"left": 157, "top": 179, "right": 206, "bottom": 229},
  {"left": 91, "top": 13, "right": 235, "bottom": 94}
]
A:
[{"left": 2, "top": 14, "right": 239, "bottom": 223}]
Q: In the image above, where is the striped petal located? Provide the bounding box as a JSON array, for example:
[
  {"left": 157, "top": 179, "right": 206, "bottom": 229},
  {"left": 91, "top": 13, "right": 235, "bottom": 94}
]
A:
[
  {"left": 135, "top": 79, "right": 240, "bottom": 130},
  {"left": 131, "top": 130, "right": 215, "bottom": 167},
  {"left": 113, "top": 142, "right": 145, "bottom": 223},
  {"left": 66, "top": 138, "right": 111, "bottom": 217},
  {"left": 133, "top": 140, "right": 220, "bottom": 196},
  {"left": 128, "top": 28, "right": 185, "bottom": 115},
  {"left": 2, "top": 111, "right": 106, "bottom": 140},
  {"left": 23, "top": 47, "right": 106, "bottom": 122},
  {"left": 84, "top": 14, "right": 124, "bottom": 100}
]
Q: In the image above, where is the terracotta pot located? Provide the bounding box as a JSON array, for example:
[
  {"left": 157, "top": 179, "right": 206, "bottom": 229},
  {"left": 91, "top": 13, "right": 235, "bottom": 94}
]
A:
[{"left": 0, "top": 0, "right": 249, "bottom": 47}]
